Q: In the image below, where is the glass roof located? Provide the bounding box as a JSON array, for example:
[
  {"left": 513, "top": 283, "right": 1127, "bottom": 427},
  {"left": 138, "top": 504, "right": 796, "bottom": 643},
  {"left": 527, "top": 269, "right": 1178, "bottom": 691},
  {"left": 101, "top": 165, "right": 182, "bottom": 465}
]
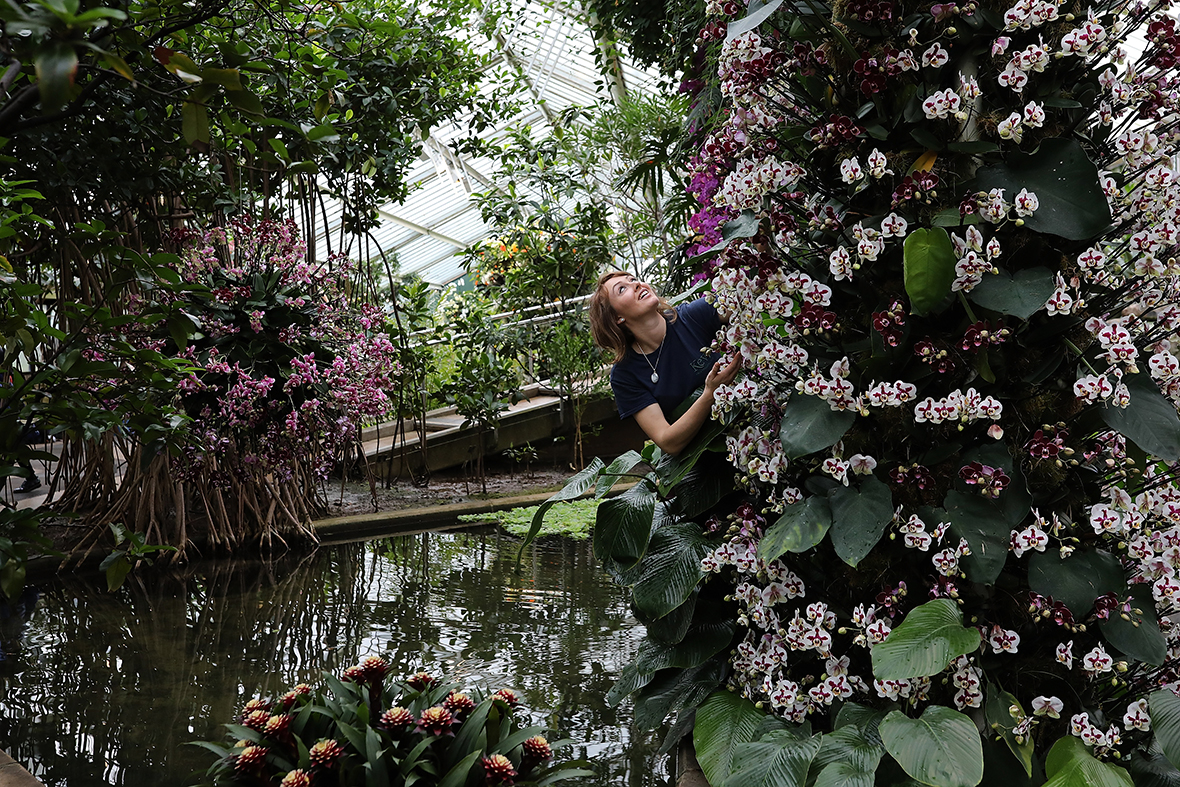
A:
[{"left": 310, "top": 1, "right": 665, "bottom": 287}]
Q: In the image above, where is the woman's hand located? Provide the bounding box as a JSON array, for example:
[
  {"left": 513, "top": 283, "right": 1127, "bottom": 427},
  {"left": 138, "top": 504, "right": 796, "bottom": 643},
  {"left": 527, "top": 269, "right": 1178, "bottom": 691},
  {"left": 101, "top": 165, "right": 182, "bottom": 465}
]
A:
[{"left": 705, "top": 354, "right": 742, "bottom": 394}]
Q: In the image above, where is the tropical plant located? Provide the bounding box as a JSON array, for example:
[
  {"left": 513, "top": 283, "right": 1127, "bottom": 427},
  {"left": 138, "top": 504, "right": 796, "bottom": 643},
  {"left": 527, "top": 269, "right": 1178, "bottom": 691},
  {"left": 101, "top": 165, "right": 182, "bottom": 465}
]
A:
[
  {"left": 58, "top": 216, "right": 399, "bottom": 555},
  {"left": 438, "top": 291, "right": 520, "bottom": 494},
  {"left": 192, "top": 657, "right": 593, "bottom": 787},
  {"left": 537, "top": 0, "right": 1180, "bottom": 783}
]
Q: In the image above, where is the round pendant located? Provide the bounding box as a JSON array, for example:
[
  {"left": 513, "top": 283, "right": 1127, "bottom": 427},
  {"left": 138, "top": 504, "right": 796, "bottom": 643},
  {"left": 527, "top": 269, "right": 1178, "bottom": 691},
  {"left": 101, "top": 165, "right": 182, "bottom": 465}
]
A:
[{"left": 651, "top": 372, "right": 660, "bottom": 383}]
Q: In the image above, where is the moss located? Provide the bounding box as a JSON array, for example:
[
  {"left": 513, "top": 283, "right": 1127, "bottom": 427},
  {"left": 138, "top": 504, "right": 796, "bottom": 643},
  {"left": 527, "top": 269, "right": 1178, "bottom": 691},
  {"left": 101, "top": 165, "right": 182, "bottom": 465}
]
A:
[{"left": 457, "top": 498, "right": 599, "bottom": 540}]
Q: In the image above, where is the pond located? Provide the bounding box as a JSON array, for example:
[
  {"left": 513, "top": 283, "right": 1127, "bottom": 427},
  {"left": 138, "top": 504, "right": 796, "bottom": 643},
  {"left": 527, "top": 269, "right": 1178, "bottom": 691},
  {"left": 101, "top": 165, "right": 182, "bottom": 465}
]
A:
[{"left": 0, "top": 529, "right": 673, "bottom": 786}]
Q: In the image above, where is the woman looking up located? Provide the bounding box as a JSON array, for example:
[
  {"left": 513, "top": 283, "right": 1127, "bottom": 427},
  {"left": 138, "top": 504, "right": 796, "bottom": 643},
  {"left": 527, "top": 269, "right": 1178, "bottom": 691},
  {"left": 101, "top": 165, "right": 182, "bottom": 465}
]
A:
[{"left": 588, "top": 271, "right": 741, "bottom": 455}]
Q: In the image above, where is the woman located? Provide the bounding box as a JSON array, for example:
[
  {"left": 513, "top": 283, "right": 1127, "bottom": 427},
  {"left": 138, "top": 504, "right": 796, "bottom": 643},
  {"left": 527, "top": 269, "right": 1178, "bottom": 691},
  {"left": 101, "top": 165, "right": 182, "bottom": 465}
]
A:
[{"left": 588, "top": 271, "right": 741, "bottom": 455}]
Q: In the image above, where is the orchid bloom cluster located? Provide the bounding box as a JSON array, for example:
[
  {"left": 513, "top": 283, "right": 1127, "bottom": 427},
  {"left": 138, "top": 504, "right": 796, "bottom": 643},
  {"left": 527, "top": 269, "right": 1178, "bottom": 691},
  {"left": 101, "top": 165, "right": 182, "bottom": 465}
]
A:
[
  {"left": 153, "top": 217, "right": 399, "bottom": 484},
  {"left": 674, "top": 0, "right": 1180, "bottom": 768}
]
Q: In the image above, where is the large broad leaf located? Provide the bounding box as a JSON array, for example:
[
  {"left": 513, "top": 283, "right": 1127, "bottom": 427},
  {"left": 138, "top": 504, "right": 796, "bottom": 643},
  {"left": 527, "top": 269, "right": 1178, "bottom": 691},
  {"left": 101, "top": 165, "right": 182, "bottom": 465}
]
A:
[
  {"left": 1042, "top": 736, "right": 1133, "bottom": 787},
  {"left": 593, "top": 479, "right": 657, "bottom": 568},
  {"left": 872, "top": 599, "right": 982, "bottom": 680},
  {"left": 974, "top": 137, "right": 1112, "bottom": 241},
  {"left": 903, "top": 227, "right": 956, "bottom": 316},
  {"left": 646, "top": 590, "right": 698, "bottom": 645},
  {"left": 595, "top": 451, "right": 643, "bottom": 498},
  {"left": 606, "top": 661, "right": 655, "bottom": 708},
  {"left": 670, "top": 466, "right": 731, "bottom": 520},
  {"left": 879, "top": 706, "right": 984, "bottom": 787},
  {"left": 630, "top": 521, "right": 712, "bottom": 621},
  {"left": 634, "top": 617, "right": 736, "bottom": 673},
  {"left": 632, "top": 657, "right": 726, "bottom": 730},
  {"left": 722, "top": 728, "right": 823, "bottom": 787},
  {"left": 1028, "top": 548, "right": 1124, "bottom": 617},
  {"left": 524, "top": 457, "right": 606, "bottom": 551},
  {"left": 759, "top": 496, "right": 832, "bottom": 561},
  {"left": 1150, "top": 691, "right": 1180, "bottom": 772},
  {"left": 811, "top": 724, "right": 884, "bottom": 787},
  {"left": 1100, "top": 583, "right": 1166, "bottom": 666},
  {"left": 1101, "top": 374, "right": 1180, "bottom": 462},
  {"left": 34, "top": 40, "right": 79, "bottom": 114},
  {"left": 829, "top": 475, "right": 895, "bottom": 567},
  {"left": 967, "top": 268, "right": 1057, "bottom": 321},
  {"left": 779, "top": 394, "right": 856, "bottom": 459},
  {"left": 1128, "top": 744, "right": 1180, "bottom": 787},
  {"left": 694, "top": 691, "right": 770, "bottom": 786},
  {"left": 944, "top": 491, "right": 1013, "bottom": 584},
  {"left": 961, "top": 442, "right": 1032, "bottom": 526},
  {"left": 986, "top": 685, "right": 1034, "bottom": 777}
]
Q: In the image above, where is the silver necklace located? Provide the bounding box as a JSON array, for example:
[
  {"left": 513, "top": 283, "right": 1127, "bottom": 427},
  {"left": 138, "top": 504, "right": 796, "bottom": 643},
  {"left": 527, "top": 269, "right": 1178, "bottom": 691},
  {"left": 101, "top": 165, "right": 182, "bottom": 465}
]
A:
[{"left": 637, "top": 339, "right": 664, "bottom": 384}]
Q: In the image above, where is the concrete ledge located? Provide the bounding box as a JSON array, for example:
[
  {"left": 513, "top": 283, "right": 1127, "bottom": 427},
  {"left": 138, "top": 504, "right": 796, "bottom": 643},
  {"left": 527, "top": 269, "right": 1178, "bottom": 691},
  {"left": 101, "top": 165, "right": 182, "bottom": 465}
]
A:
[
  {"left": 312, "top": 480, "right": 638, "bottom": 545},
  {"left": 0, "top": 751, "right": 45, "bottom": 787},
  {"left": 312, "top": 489, "right": 566, "bottom": 543}
]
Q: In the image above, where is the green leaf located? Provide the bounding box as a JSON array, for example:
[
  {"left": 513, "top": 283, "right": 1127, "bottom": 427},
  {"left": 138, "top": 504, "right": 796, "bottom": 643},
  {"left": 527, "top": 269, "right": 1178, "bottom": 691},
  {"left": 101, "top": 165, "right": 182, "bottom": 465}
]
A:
[
  {"left": 721, "top": 728, "right": 822, "bottom": 787},
  {"left": 811, "top": 724, "right": 884, "bottom": 787},
  {"left": 828, "top": 475, "right": 894, "bottom": 567},
  {"left": 1100, "top": 583, "right": 1166, "bottom": 666},
  {"left": 631, "top": 521, "right": 712, "bottom": 620},
  {"left": 694, "top": 690, "right": 770, "bottom": 786},
  {"left": 104, "top": 554, "right": 132, "bottom": 592},
  {"left": 595, "top": 451, "right": 643, "bottom": 498},
  {"left": 986, "top": 685, "right": 1034, "bottom": 777},
  {"left": 872, "top": 599, "right": 982, "bottom": 680},
  {"left": 967, "top": 268, "right": 1057, "bottom": 320},
  {"left": 437, "top": 749, "right": 481, "bottom": 787},
  {"left": 1101, "top": 374, "right": 1180, "bottom": 461},
  {"left": 722, "top": 210, "right": 761, "bottom": 240},
  {"left": 593, "top": 480, "right": 656, "bottom": 568},
  {"left": 759, "top": 496, "right": 832, "bottom": 561},
  {"left": 268, "top": 137, "right": 291, "bottom": 160},
  {"left": 944, "top": 491, "right": 1011, "bottom": 584},
  {"left": 1042, "top": 736, "right": 1133, "bottom": 787},
  {"left": 1150, "top": 691, "right": 1180, "bottom": 772},
  {"left": 632, "top": 658, "right": 725, "bottom": 730},
  {"left": 669, "top": 466, "right": 730, "bottom": 520},
  {"left": 903, "top": 227, "right": 956, "bottom": 316},
  {"left": 974, "top": 137, "right": 1112, "bottom": 241},
  {"left": 34, "top": 41, "right": 78, "bottom": 114},
  {"left": 635, "top": 617, "right": 736, "bottom": 672},
  {"left": 778, "top": 394, "right": 855, "bottom": 459},
  {"left": 226, "top": 89, "right": 264, "bottom": 116},
  {"left": 182, "top": 100, "right": 210, "bottom": 145},
  {"left": 1028, "top": 548, "right": 1124, "bottom": 617},
  {"left": 522, "top": 457, "right": 605, "bottom": 555},
  {"left": 879, "top": 706, "right": 984, "bottom": 787},
  {"left": 307, "top": 123, "right": 340, "bottom": 142},
  {"left": 1127, "top": 745, "right": 1180, "bottom": 787},
  {"left": 201, "top": 67, "right": 242, "bottom": 89}
]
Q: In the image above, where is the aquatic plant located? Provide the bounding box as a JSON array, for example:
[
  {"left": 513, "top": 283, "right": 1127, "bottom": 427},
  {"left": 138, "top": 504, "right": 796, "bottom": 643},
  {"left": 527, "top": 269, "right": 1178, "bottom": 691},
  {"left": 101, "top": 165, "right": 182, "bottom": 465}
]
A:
[
  {"left": 536, "top": 0, "right": 1180, "bottom": 781},
  {"left": 192, "top": 658, "right": 592, "bottom": 787},
  {"left": 458, "top": 498, "right": 599, "bottom": 540}
]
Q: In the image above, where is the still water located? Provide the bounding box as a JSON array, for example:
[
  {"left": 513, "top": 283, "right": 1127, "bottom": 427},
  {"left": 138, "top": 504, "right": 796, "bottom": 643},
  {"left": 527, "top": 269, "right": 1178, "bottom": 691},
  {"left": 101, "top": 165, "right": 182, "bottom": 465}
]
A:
[{"left": 0, "top": 529, "right": 672, "bottom": 786}]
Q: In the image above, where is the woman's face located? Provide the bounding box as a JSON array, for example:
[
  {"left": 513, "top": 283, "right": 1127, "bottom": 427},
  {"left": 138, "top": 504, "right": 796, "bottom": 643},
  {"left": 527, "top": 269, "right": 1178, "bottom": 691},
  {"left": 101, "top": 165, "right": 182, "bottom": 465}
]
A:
[{"left": 604, "top": 274, "right": 657, "bottom": 322}]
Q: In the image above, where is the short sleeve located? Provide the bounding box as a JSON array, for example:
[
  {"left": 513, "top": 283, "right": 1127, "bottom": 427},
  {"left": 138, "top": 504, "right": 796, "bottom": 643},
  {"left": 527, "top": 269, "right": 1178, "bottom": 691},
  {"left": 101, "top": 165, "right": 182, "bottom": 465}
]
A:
[
  {"left": 611, "top": 365, "right": 657, "bottom": 420},
  {"left": 676, "top": 297, "right": 722, "bottom": 340}
]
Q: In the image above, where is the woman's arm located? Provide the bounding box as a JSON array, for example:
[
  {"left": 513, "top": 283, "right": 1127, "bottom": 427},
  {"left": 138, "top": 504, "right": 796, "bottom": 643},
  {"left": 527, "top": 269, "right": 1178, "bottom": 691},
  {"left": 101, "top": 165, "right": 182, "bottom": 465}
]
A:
[{"left": 633, "top": 355, "right": 742, "bottom": 455}]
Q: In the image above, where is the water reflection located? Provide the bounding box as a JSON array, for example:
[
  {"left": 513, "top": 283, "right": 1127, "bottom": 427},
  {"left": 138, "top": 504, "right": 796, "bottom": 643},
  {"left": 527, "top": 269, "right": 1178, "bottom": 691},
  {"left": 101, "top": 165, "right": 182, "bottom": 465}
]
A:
[{"left": 0, "top": 530, "right": 672, "bottom": 787}]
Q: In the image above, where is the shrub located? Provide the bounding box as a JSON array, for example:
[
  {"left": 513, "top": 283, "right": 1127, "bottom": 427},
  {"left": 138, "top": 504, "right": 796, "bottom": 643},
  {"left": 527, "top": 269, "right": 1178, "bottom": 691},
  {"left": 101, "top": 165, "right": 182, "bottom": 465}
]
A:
[{"left": 192, "top": 658, "right": 592, "bottom": 787}]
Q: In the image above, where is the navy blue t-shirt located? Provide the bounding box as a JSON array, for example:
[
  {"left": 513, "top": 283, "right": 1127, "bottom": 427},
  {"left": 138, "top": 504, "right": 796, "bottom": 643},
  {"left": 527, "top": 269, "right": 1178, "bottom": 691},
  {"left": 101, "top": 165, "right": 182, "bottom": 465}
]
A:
[{"left": 611, "top": 298, "right": 722, "bottom": 420}]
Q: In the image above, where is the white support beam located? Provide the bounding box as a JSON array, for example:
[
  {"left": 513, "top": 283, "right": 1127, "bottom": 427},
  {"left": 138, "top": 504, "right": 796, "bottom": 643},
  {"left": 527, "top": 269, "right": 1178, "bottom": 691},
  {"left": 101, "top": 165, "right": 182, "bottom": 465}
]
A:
[{"left": 375, "top": 208, "right": 469, "bottom": 249}]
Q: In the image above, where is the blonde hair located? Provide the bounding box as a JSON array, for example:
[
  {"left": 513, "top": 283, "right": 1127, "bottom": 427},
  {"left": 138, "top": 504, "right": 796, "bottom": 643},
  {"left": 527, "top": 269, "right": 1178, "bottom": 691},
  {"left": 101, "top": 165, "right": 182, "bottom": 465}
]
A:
[{"left": 588, "top": 271, "right": 676, "bottom": 364}]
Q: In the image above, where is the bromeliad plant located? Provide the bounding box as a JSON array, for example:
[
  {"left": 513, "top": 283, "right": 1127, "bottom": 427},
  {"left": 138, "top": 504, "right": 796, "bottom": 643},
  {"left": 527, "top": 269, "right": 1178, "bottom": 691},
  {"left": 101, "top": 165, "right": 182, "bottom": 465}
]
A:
[
  {"left": 192, "top": 658, "right": 592, "bottom": 787},
  {"left": 538, "top": 0, "right": 1180, "bottom": 783}
]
